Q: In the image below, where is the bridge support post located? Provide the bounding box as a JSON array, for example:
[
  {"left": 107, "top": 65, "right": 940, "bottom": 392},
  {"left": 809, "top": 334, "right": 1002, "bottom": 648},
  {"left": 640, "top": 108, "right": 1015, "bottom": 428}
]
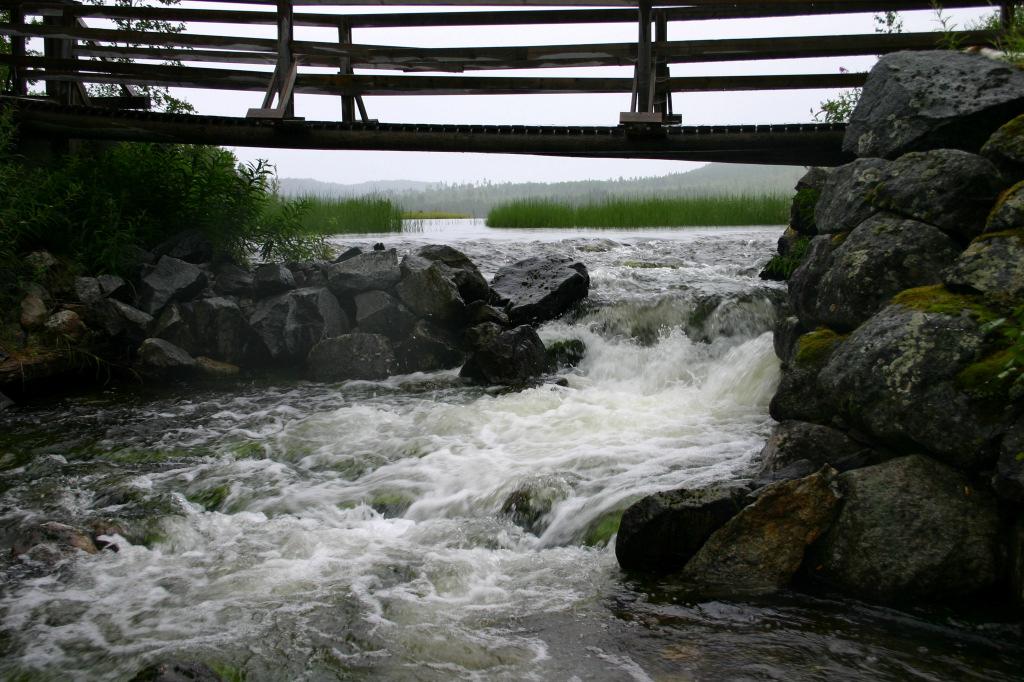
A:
[
  {"left": 338, "top": 21, "right": 369, "bottom": 123},
  {"left": 247, "top": 0, "right": 298, "bottom": 119},
  {"left": 653, "top": 11, "right": 675, "bottom": 121},
  {"left": 8, "top": 3, "right": 26, "bottom": 96},
  {"left": 43, "top": 2, "right": 81, "bottom": 106},
  {"left": 621, "top": 0, "right": 661, "bottom": 125}
]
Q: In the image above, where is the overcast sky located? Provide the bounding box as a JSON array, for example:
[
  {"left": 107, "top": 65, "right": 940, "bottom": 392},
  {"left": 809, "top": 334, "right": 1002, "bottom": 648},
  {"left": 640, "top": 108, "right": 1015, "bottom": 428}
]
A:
[{"left": 167, "top": 4, "right": 992, "bottom": 184}]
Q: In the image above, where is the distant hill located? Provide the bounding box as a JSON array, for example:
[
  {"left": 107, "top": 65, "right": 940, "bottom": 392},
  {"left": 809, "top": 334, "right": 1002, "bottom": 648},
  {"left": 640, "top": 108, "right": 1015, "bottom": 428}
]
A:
[{"left": 278, "top": 163, "right": 806, "bottom": 217}]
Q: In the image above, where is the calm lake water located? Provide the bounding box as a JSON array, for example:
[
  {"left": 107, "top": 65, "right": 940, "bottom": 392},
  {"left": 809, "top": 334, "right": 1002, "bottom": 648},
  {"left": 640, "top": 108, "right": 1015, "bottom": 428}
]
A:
[{"left": 1, "top": 221, "right": 1021, "bottom": 680}]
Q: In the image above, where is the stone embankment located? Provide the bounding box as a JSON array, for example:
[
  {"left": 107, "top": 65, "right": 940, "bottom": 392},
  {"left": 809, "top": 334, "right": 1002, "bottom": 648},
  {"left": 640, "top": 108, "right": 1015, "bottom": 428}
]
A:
[
  {"left": 2, "top": 243, "right": 590, "bottom": 401},
  {"left": 618, "top": 50, "right": 1024, "bottom": 606}
]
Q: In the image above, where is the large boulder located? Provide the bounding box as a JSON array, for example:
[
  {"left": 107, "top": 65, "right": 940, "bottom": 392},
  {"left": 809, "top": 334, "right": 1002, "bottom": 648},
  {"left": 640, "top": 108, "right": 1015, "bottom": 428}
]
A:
[
  {"left": 982, "top": 114, "right": 1024, "bottom": 177},
  {"left": 353, "top": 290, "right": 417, "bottom": 339},
  {"left": 86, "top": 299, "right": 153, "bottom": 343},
  {"left": 787, "top": 235, "right": 836, "bottom": 326},
  {"left": 817, "top": 295, "right": 1006, "bottom": 471},
  {"left": 459, "top": 324, "right": 547, "bottom": 386},
  {"left": 681, "top": 468, "right": 842, "bottom": 595},
  {"left": 394, "top": 255, "right": 466, "bottom": 325},
  {"left": 253, "top": 262, "right": 296, "bottom": 297},
  {"left": 755, "top": 421, "right": 878, "bottom": 484},
  {"left": 415, "top": 244, "right": 490, "bottom": 304},
  {"left": 394, "top": 320, "right": 464, "bottom": 373},
  {"left": 615, "top": 483, "right": 752, "bottom": 572},
  {"left": 152, "top": 229, "right": 214, "bottom": 264},
  {"left": 19, "top": 293, "right": 48, "bottom": 330},
  {"left": 326, "top": 249, "right": 401, "bottom": 297},
  {"left": 790, "top": 166, "right": 831, "bottom": 235},
  {"left": 490, "top": 255, "right": 590, "bottom": 325},
  {"left": 137, "top": 338, "right": 197, "bottom": 375},
  {"left": 943, "top": 229, "right": 1024, "bottom": 300},
  {"left": 844, "top": 50, "right": 1024, "bottom": 159},
  {"left": 769, "top": 328, "right": 846, "bottom": 424},
  {"left": 249, "top": 287, "right": 349, "bottom": 363},
  {"left": 307, "top": 333, "right": 397, "bottom": 381},
  {"left": 801, "top": 213, "right": 960, "bottom": 331},
  {"left": 986, "top": 182, "right": 1024, "bottom": 233},
  {"left": 138, "top": 255, "right": 207, "bottom": 315},
  {"left": 211, "top": 262, "right": 254, "bottom": 297},
  {"left": 808, "top": 455, "right": 1000, "bottom": 602},
  {"left": 186, "top": 297, "right": 263, "bottom": 365},
  {"left": 44, "top": 310, "right": 87, "bottom": 341},
  {"left": 813, "top": 158, "right": 887, "bottom": 234}
]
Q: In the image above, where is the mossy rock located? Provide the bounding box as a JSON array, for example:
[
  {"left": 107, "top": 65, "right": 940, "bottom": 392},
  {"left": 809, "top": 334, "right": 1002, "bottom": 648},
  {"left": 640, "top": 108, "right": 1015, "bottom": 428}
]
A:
[
  {"left": 622, "top": 260, "right": 676, "bottom": 269},
  {"left": 546, "top": 339, "right": 587, "bottom": 370},
  {"left": 981, "top": 114, "right": 1024, "bottom": 171},
  {"left": 760, "top": 234, "right": 811, "bottom": 281},
  {"left": 956, "top": 348, "right": 1022, "bottom": 401},
  {"left": 582, "top": 510, "right": 624, "bottom": 547},
  {"left": 794, "top": 328, "right": 847, "bottom": 367},
  {"left": 790, "top": 187, "right": 821, "bottom": 235},
  {"left": 370, "top": 491, "right": 414, "bottom": 518},
  {"left": 891, "top": 285, "right": 1001, "bottom": 325}
]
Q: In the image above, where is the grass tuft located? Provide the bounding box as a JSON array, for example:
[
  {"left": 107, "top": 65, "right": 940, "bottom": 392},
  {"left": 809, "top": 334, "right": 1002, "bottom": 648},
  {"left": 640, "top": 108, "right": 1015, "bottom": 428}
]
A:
[
  {"left": 291, "top": 194, "right": 403, "bottom": 235},
  {"left": 485, "top": 194, "right": 789, "bottom": 228}
]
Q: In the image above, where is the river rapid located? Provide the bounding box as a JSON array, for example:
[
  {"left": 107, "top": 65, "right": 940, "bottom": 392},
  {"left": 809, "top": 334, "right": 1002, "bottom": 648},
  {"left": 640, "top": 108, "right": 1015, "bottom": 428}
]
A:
[{"left": 1, "top": 221, "right": 1021, "bottom": 680}]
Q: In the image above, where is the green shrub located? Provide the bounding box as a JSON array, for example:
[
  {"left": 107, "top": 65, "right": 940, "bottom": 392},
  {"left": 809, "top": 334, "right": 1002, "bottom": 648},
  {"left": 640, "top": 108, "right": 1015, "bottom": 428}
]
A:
[{"left": 760, "top": 235, "right": 811, "bottom": 280}]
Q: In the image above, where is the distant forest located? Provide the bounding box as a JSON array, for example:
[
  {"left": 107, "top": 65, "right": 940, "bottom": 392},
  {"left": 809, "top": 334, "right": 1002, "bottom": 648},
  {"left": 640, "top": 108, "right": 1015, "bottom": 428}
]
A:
[{"left": 278, "top": 163, "right": 806, "bottom": 218}]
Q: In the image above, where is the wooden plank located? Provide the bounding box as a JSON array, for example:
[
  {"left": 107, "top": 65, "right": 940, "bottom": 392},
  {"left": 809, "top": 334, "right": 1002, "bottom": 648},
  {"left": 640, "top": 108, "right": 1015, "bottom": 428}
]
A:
[
  {"left": 5, "top": 1, "right": 994, "bottom": 29},
  {"left": 1, "top": 23, "right": 994, "bottom": 72},
  {"left": 1, "top": 55, "right": 867, "bottom": 95}
]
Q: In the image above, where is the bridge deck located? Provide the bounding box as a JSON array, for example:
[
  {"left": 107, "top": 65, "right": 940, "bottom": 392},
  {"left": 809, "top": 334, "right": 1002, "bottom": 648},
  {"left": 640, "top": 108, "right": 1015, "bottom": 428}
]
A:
[{"left": 6, "top": 98, "right": 850, "bottom": 166}]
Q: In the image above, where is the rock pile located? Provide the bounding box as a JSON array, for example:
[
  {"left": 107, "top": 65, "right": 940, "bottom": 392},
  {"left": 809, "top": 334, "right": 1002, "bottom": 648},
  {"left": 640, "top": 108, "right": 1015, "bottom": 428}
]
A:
[{"left": 619, "top": 50, "right": 1024, "bottom": 607}]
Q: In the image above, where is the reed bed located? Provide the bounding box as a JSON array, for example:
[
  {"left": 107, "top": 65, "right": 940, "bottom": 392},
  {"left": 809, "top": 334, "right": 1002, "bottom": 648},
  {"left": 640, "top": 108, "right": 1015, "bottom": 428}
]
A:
[
  {"left": 294, "top": 194, "right": 404, "bottom": 234},
  {"left": 485, "top": 194, "right": 789, "bottom": 228}
]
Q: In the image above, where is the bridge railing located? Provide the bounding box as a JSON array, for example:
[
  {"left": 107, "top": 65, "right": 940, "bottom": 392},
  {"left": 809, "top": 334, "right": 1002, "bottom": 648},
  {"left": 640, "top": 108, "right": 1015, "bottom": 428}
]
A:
[{"left": 0, "top": 0, "right": 1013, "bottom": 124}]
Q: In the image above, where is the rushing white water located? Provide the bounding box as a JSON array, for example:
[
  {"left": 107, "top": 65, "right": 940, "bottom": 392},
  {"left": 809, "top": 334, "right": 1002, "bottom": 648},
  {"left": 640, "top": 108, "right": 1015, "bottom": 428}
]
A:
[{"left": 1, "top": 223, "right": 1020, "bottom": 681}]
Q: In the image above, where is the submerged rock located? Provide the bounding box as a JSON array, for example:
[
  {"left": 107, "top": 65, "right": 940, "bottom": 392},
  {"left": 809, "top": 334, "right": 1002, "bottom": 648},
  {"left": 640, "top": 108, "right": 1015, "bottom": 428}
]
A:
[
  {"left": 500, "top": 474, "right": 577, "bottom": 535},
  {"left": 808, "top": 455, "right": 999, "bottom": 602},
  {"left": 307, "top": 333, "right": 397, "bottom": 381},
  {"left": 460, "top": 324, "right": 547, "bottom": 386},
  {"left": 844, "top": 50, "right": 1024, "bottom": 159},
  {"left": 615, "top": 483, "right": 752, "bottom": 572},
  {"left": 546, "top": 338, "right": 587, "bottom": 370},
  {"left": 490, "top": 255, "right": 590, "bottom": 325},
  {"left": 10, "top": 521, "right": 100, "bottom": 561},
  {"left": 681, "top": 468, "right": 841, "bottom": 595},
  {"left": 129, "top": 661, "right": 223, "bottom": 682}
]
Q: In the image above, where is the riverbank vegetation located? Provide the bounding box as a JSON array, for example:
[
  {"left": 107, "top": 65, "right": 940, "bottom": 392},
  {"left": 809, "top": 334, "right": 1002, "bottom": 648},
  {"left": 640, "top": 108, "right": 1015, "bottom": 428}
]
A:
[
  {"left": 485, "top": 194, "right": 789, "bottom": 228},
  {"left": 290, "top": 194, "right": 404, "bottom": 234}
]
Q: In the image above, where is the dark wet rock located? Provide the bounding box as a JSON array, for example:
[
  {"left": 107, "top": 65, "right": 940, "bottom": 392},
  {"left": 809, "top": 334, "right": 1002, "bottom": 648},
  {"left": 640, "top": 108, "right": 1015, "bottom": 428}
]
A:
[
  {"left": 326, "top": 249, "right": 401, "bottom": 296},
  {"left": 769, "top": 328, "right": 846, "bottom": 425},
  {"left": 755, "top": 421, "right": 877, "bottom": 485},
  {"left": 333, "top": 246, "right": 363, "bottom": 263},
  {"left": 74, "top": 276, "right": 102, "bottom": 304},
  {"left": 813, "top": 158, "right": 887, "bottom": 234},
  {"left": 982, "top": 114, "right": 1024, "bottom": 177},
  {"left": 11, "top": 521, "right": 100, "bottom": 559},
  {"left": 118, "top": 245, "right": 156, "bottom": 278},
  {"left": 615, "top": 483, "right": 752, "bottom": 572},
  {"left": 394, "top": 320, "right": 464, "bottom": 373},
  {"left": 253, "top": 262, "right": 296, "bottom": 297},
  {"left": 139, "top": 256, "right": 208, "bottom": 315},
  {"left": 465, "top": 300, "right": 510, "bottom": 328},
  {"left": 415, "top": 244, "right": 490, "bottom": 304},
  {"left": 993, "top": 417, "right": 1024, "bottom": 503},
  {"left": 987, "top": 182, "right": 1024, "bottom": 233},
  {"left": 500, "top": 474, "right": 576, "bottom": 535},
  {"left": 490, "top": 255, "right": 590, "bottom": 325},
  {"left": 87, "top": 299, "right": 153, "bottom": 343},
  {"left": 808, "top": 455, "right": 999, "bottom": 602},
  {"left": 1012, "top": 517, "right": 1024, "bottom": 606},
  {"left": 187, "top": 297, "right": 263, "bottom": 366},
  {"left": 44, "top": 310, "right": 87, "bottom": 341},
  {"left": 787, "top": 235, "right": 835, "bottom": 326},
  {"left": 460, "top": 324, "right": 547, "bottom": 386},
  {"left": 844, "top": 50, "right": 1024, "bottom": 159},
  {"left": 129, "top": 660, "right": 223, "bottom": 682},
  {"left": 0, "top": 391, "right": 12, "bottom": 410},
  {"left": 307, "top": 333, "right": 397, "bottom": 381},
  {"left": 772, "top": 315, "right": 805, "bottom": 364},
  {"left": 195, "top": 356, "right": 240, "bottom": 377},
  {"left": 870, "top": 150, "right": 1005, "bottom": 240},
  {"left": 681, "top": 468, "right": 841, "bottom": 595},
  {"left": 153, "top": 229, "right": 214, "bottom": 264},
  {"left": 807, "top": 213, "right": 960, "bottom": 331},
  {"left": 138, "top": 338, "right": 197, "bottom": 374},
  {"left": 24, "top": 250, "right": 57, "bottom": 273},
  {"left": 97, "top": 274, "right": 133, "bottom": 303},
  {"left": 546, "top": 339, "right": 586, "bottom": 370},
  {"left": 19, "top": 293, "right": 48, "bottom": 330},
  {"left": 394, "top": 255, "right": 466, "bottom": 325},
  {"left": 212, "top": 262, "right": 254, "bottom": 297},
  {"left": 373, "top": 242, "right": 385, "bottom": 251},
  {"left": 818, "top": 300, "right": 1004, "bottom": 471},
  {"left": 250, "top": 287, "right": 349, "bottom": 363},
  {"left": 287, "top": 261, "right": 328, "bottom": 289},
  {"left": 790, "top": 167, "right": 830, "bottom": 235},
  {"left": 151, "top": 303, "right": 193, "bottom": 351},
  {"left": 354, "top": 289, "right": 417, "bottom": 339},
  {"left": 943, "top": 229, "right": 1024, "bottom": 300}
]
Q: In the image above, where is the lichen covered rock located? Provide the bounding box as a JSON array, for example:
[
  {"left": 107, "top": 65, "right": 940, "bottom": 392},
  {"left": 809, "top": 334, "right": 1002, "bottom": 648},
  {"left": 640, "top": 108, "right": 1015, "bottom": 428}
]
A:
[{"left": 943, "top": 229, "right": 1024, "bottom": 300}]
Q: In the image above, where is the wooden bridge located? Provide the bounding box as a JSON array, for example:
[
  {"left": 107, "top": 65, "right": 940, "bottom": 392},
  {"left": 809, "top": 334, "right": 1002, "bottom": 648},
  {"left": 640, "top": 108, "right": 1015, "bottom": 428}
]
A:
[{"left": 0, "top": 0, "right": 1016, "bottom": 165}]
